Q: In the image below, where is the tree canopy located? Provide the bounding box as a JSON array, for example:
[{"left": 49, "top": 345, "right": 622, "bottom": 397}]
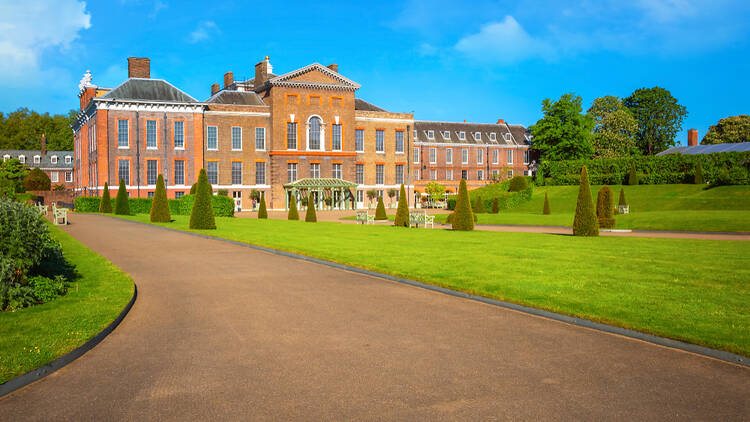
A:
[
  {"left": 0, "top": 108, "right": 77, "bottom": 151},
  {"left": 623, "top": 87, "right": 687, "bottom": 155},
  {"left": 587, "top": 96, "right": 639, "bottom": 158},
  {"left": 529, "top": 93, "right": 594, "bottom": 161},
  {"left": 701, "top": 115, "right": 750, "bottom": 145}
]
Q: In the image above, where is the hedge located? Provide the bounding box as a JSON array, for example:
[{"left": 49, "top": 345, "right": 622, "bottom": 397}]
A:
[
  {"left": 74, "top": 195, "right": 234, "bottom": 217},
  {"left": 537, "top": 151, "right": 750, "bottom": 185}
]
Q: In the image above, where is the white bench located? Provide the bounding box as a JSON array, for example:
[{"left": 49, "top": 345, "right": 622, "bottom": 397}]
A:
[
  {"left": 53, "top": 207, "right": 68, "bottom": 225},
  {"left": 36, "top": 203, "right": 48, "bottom": 216},
  {"left": 356, "top": 210, "right": 375, "bottom": 225},
  {"left": 618, "top": 205, "right": 630, "bottom": 215},
  {"left": 409, "top": 211, "right": 435, "bottom": 228}
]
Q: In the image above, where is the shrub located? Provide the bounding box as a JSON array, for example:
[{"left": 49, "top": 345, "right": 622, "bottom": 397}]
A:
[
  {"left": 288, "top": 195, "right": 299, "bottom": 220},
  {"left": 543, "top": 192, "right": 551, "bottom": 215},
  {"left": 189, "top": 169, "right": 216, "bottom": 229},
  {"left": 627, "top": 162, "right": 638, "bottom": 185},
  {"left": 535, "top": 171, "right": 544, "bottom": 186},
  {"left": 618, "top": 188, "right": 627, "bottom": 207},
  {"left": 694, "top": 162, "right": 704, "bottom": 185},
  {"left": 150, "top": 174, "right": 171, "bottom": 222},
  {"left": 491, "top": 197, "right": 499, "bottom": 214},
  {"left": 447, "top": 198, "right": 456, "bottom": 210},
  {"left": 0, "top": 178, "right": 14, "bottom": 198},
  {"left": 305, "top": 192, "right": 317, "bottom": 222},
  {"left": 509, "top": 175, "right": 528, "bottom": 192},
  {"left": 710, "top": 166, "right": 750, "bottom": 186},
  {"left": 258, "top": 193, "right": 268, "bottom": 219},
  {"left": 473, "top": 195, "right": 485, "bottom": 213},
  {"left": 99, "top": 182, "right": 112, "bottom": 213},
  {"left": 178, "top": 195, "right": 233, "bottom": 217},
  {"left": 596, "top": 186, "right": 616, "bottom": 229},
  {"left": 24, "top": 168, "right": 51, "bottom": 191},
  {"left": 217, "top": 189, "right": 228, "bottom": 196},
  {"left": 53, "top": 184, "right": 66, "bottom": 191},
  {"left": 15, "top": 192, "right": 36, "bottom": 203},
  {"left": 572, "top": 166, "right": 599, "bottom": 236},
  {"left": 375, "top": 196, "right": 387, "bottom": 220},
  {"left": 394, "top": 184, "right": 409, "bottom": 227},
  {"left": 190, "top": 183, "right": 198, "bottom": 195},
  {"left": 114, "top": 179, "right": 130, "bottom": 215},
  {"left": 28, "top": 275, "right": 68, "bottom": 303},
  {"left": 452, "top": 178, "right": 474, "bottom": 231}
]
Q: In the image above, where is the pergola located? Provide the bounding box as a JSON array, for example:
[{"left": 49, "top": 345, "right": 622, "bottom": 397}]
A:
[{"left": 282, "top": 178, "right": 358, "bottom": 211}]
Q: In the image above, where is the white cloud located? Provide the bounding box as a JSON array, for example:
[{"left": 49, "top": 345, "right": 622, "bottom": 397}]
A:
[
  {"left": 188, "top": 21, "right": 219, "bottom": 43},
  {"left": 149, "top": 0, "right": 167, "bottom": 19},
  {"left": 455, "top": 16, "right": 554, "bottom": 64},
  {"left": 634, "top": 0, "right": 697, "bottom": 23}
]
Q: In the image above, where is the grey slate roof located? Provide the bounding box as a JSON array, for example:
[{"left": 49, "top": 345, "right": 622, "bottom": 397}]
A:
[
  {"left": 656, "top": 142, "right": 750, "bottom": 156},
  {"left": 414, "top": 121, "right": 530, "bottom": 146},
  {"left": 100, "top": 78, "right": 198, "bottom": 103},
  {"left": 206, "top": 90, "right": 266, "bottom": 106},
  {"left": 1, "top": 150, "right": 74, "bottom": 169},
  {"left": 355, "top": 98, "right": 387, "bottom": 112}
]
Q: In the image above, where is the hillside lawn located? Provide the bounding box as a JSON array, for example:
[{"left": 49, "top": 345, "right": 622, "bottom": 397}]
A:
[
  {"left": 113, "top": 213, "right": 750, "bottom": 357},
  {"left": 0, "top": 225, "right": 134, "bottom": 384}
]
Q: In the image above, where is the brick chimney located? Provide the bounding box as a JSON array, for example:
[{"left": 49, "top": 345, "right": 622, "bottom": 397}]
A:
[
  {"left": 327, "top": 63, "right": 338, "bottom": 72},
  {"left": 41, "top": 133, "right": 46, "bottom": 156},
  {"left": 255, "top": 58, "right": 269, "bottom": 87},
  {"left": 687, "top": 129, "right": 698, "bottom": 146},
  {"left": 127, "top": 57, "right": 150, "bottom": 78},
  {"left": 211, "top": 83, "right": 220, "bottom": 96},
  {"left": 223, "top": 72, "right": 234, "bottom": 89},
  {"left": 497, "top": 119, "right": 505, "bottom": 125}
]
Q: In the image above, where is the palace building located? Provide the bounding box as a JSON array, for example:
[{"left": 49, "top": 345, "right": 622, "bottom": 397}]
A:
[{"left": 72, "top": 57, "right": 533, "bottom": 210}]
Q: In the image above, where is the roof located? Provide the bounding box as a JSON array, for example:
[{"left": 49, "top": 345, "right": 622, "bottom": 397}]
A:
[
  {"left": 267, "top": 63, "right": 361, "bottom": 91},
  {"left": 100, "top": 78, "right": 198, "bottom": 103},
  {"left": 205, "top": 90, "right": 266, "bottom": 106},
  {"left": 1, "top": 150, "right": 74, "bottom": 169},
  {"left": 283, "top": 178, "right": 358, "bottom": 188},
  {"left": 355, "top": 98, "right": 387, "bottom": 112},
  {"left": 414, "top": 121, "right": 530, "bottom": 146},
  {"left": 656, "top": 142, "right": 750, "bottom": 156}
]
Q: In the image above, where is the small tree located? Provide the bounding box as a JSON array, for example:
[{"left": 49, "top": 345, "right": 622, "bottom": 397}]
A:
[
  {"left": 149, "top": 174, "right": 170, "bottom": 222},
  {"left": 258, "top": 193, "right": 268, "bottom": 219},
  {"left": 305, "top": 192, "right": 317, "bottom": 222},
  {"left": 190, "top": 183, "right": 198, "bottom": 195},
  {"left": 394, "top": 184, "right": 409, "bottom": 227},
  {"left": 189, "top": 169, "right": 216, "bottom": 229},
  {"left": 452, "top": 178, "right": 474, "bottom": 231},
  {"left": 627, "top": 162, "right": 638, "bottom": 185},
  {"left": 375, "top": 196, "right": 387, "bottom": 220},
  {"left": 596, "top": 186, "right": 616, "bottom": 229},
  {"left": 694, "top": 162, "right": 704, "bottom": 185},
  {"left": 473, "top": 195, "right": 485, "bottom": 213},
  {"left": 492, "top": 197, "right": 499, "bottom": 214},
  {"left": 387, "top": 188, "right": 397, "bottom": 206},
  {"left": 572, "top": 166, "right": 598, "bottom": 236},
  {"left": 114, "top": 179, "right": 130, "bottom": 215},
  {"left": 618, "top": 188, "right": 627, "bottom": 207},
  {"left": 288, "top": 195, "right": 299, "bottom": 220},
  {"left": 509, "top": 175, "right": 528, "bottom": 192},
  {"left": 366, "top": 189, "right": 377, "bottom": 207},
  {"left": 99, "top": 182, "right": 112, "bottom": 213},
  {"left": 24, "top": 168, "right": 51, "bottom": 191},
  {"left": 543, "top": 192, "right": 551, "bottom": 215}
]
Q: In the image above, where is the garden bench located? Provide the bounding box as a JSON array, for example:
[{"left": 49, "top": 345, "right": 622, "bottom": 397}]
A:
[
  {"left": 409, "top": 211, "right": 435, "bottom": 228},
  {"left": 356, "top": 210, "right": 374, "bottom": 225},
  {"left": 53, "top": 207, "right": 68, "bottom": 225},
  {"left": 36, "top": 204, "right": 48, "bottom": 216},
  {"left": 618, "top": 205, "right": 630, "bottom": 215}
]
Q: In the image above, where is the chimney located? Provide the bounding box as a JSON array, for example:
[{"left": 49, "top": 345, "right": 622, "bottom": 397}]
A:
[
  {"left": 255, "top": 57, "right": 270, "bottom": 87},
  {"left": 41, "top": 133, "right": 47, "bottom": 156},
  {"left": 327, "top": 63, "right": 338, "bottom": 73},
  {"left": 211, "top": 83, "right": 220, "bottom": 96},
  {"left": 497, "top": 119, "right": 505, "bottom": 125},
  {"left": 127, "top": 57, "right": 150, "bottom": 78},
  {"left": 224, "top": 72, "right": 234, "bottom": 89},
  {"left": 687, "top": 129, "right": 698, "bottom": 146}
]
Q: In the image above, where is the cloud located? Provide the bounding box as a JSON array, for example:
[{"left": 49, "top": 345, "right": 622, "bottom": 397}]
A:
[
  {"left": 149, "top": 0, "right": 167, "bottom": 19},
  {"left": 455, "top": 16, "right": 554, "bottom": 64},
  {"left": 188, "top": 21, "right": 219, "bottom": 43}
]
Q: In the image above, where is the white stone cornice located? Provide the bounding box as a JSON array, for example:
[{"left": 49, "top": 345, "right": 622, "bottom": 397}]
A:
[
  {"left": 354, "top": 116, "right": 414, "bottom": 124},
  {"left": 204, "top": 110, "right": 271, "bottom": 117},
  {"left": 414, "top": 141, "right": 529, "bottom": 149},
  {"left": 95, "top": 100, "right": 203, "bottom": 113}
]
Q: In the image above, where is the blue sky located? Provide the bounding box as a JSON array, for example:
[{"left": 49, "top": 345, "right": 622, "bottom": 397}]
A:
[{"left": 1, "top": 0, "right": 749, "bottom": 145}]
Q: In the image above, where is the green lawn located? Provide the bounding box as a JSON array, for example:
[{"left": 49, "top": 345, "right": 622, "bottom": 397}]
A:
[
  {"left": 0, "top": 225, "right": 134, "bottom": 384},
  {"left": 115, "top": 213, "right": 750, "bottom": 357}
]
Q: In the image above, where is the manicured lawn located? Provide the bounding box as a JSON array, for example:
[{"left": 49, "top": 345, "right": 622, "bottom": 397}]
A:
[
  {"left": 115, "top": 213, "right": 750, "bottom": 357},
  {"left": 0, "top": 225, "right": 134, "bottom": 384}
]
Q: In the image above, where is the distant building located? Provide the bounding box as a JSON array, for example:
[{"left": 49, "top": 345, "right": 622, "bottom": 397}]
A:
[
  {"left": 657, "top": 128, "right": 750, "bottom": 155},
  {"left": 1, "top": 135, "right": 74, "bottom": 188}
]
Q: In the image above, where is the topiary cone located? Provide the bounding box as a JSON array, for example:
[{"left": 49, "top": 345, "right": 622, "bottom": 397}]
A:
[
  {"left": 452, "top": 178, "right": 474, "bottom": 231},
  {"left": 150, "top": 174, "right": 171, "bottom": 222},
  {"left": 305, "top": 192, "right": 317, "bottom": 222},
  {"left": 189, "top": 169, "right": 216, "bottom": 229},
  {"left": 618, "top": 187, "right": 627, "bottom": 207},
  {"left": 288, "top": 195, "right": 299, "bottom": 220},
  {"left": 114, "top": 179, "right": 130, "bottom": 215},
  {"left": 394, "top": 184, "right": 409, "bottom": 227},
  {"left": 375, "top": 196, "right": 387, "bottom": 220},
  {"left": 573, "top": 166, "right": 599, "bottom": 236},
  {"left": 190, "top": 183, "right": 197, "bottom": 195},
  {"left": 473, "top": 195, "right": 485, "bottom": 213},
  {"left": 543, "top": 192, "right": 551, "bottom": 215},
  {"left": 694, "top": 161, "right": 704, "bottom": 185},
  {"left": 99, "top": 182, "right": 112, "bottom": 213},
  {"left": 258, "top": 193, "right": 268, "bottom": 219},
  {"left": 491, "top": 197, "right": 499, "bottom": 214},
  {"left": 596, "top": 186, "right": 615, "bottom": 229},
  {"left": 627, "top": 162, "right": 638, "bottom": 185}
]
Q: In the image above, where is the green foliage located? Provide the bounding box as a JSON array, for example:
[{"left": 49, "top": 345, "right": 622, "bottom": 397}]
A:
[
  {"left": 114, "top": 179, "right": 130, "bottom": 215},
  {"left": 618, "top": 188, "right": 627, "bottom": 207},
  {"left": 27, "top": 275, "right": 68, "bottom": 303},
  {"left": 24, "top": 167, "right": 51, "bottom": 191},
  {"left": 249, "top": 189, "right": 260, "bottom": 201},
  {"left": 150, "top": 174, "right": 171, "bottom": 223},
  {"left": 596, "top": 186, "right": 616, "bottom": 229},
  {"left": 366, "top": 189, "right": 378, "bottom": 205},
  {"left": 14, "top": 192, "right": 36, "bottom": 203},
  {"left": 394, "top": 184, "right": 409, "bottom": 227},
  {"left": 305, "top": 192, "right": 317, "bottom": 222},
  {"left": 701, "top": 115, "right": 750, "bottom": 145},
  {"left": 627, "top": 162, "right": 638, "bottom": 185},
  {"left": 375, "top": 196, "right": 387, "bottom": 220},
  {"left": 0, "top": 178, "right": 15, "bottom": 198},
  {"left": 189, "top": 169, "right": 216, "bottom": 229},
  {"left": 710, "top": 167, "right": 750, "bottom": 187},
  {"left": 258, "top": 194, "right": 268, "bottom": 219},
  {"left": 587, "top": 96, "right": 639, "bottom": 158},
  {"left": 425, "top": 182, "right": 446, "bottom": 201},
  {"left": 78, "top": 194, "right": 233, "bottom": 217},
  {"left": 447, "top": 198, "right": 456, "bottom": 210},
  {"left": 288, "top": 195, "right": 299, "bottom": 220},
  {"left": 190, "top": 183, "right": 197, "bottom": 195},
  {"left": 99, "top": 183, "right": 112, "bottom": 213},
  {"left": 624, "top": 87, "right": 688, "bottom": 155},
  {"left": 217, "top": 189, "right": 228, "bottom": 196},
  {"left": 694, "top": 162, "right": 704, "bottom": 185},
  {"left": 178, "top": 195, "right": 234, "bottom": 217},
  {"left": 528, "top": 93, "right": 594, "bottom": 161},
  {"left": 572, "top": 166, "right": 599, "bottom": 236},
  {"left": 473, "top": 195, "right": 485, "bottom": 213},
  {"left": 0, "top": 158, "right": 29, "bottom": 194},
  {"left": 535, "top": 170, "right": 545, "bottom": 186},
  {"left": 509, "top": 175, "right": 529, "bottom": 192},
  {"left": 543, "top": 192, "right": 551, "bottom": 215},
  {"left": 492, "top": 197, "right": 499, "bottom": 214},
  {"left": 0, "top": 108, "right": 76, "bottom": 150},
  {"left": 452, "top": 178, "right": 474, "bottom": 231}
]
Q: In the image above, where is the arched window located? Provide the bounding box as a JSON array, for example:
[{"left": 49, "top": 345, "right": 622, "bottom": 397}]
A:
[{"left": 308, "top": 116, "right": 321, "bottom": 150}]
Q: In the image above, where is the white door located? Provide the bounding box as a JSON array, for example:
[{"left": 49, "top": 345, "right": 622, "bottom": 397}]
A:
[{"left": 233, "top": 191, "right": 242, "bottom": 212}]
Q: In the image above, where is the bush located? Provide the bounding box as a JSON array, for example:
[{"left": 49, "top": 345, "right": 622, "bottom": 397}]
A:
[
  {"left": 596, "top": 186, "right": 616, "bottom": 229},
  {"left": 710, "top": 166, "right": 750, "bottom": 186},
  {"left": 177, "top": 195, "right": 234, "bottom": 217},
  {"left": 15, "top": 192, "right": 36, "bottom": 203},
  {"left": 114, "top": 179, "right": 130, "bottom": 215},
  {"left": 217, "top": 189, "right": 228, "bottom": 196},
  {"left": 24, "top": 168, "right": 51, "bottom": 191},
  {"left": 447, "top": 198, "right": 456, "bottom": 210},
  {"left": 451, "top": 178, "right": 474, "bottom": 231},
  {"left": 258, "top": 193, "right": 268, "bottom": 219},
  {"left": 394, "top": 184, "right": 409, "bottom": 227},
  {"left": 190, "top": 183, "right": 197, "bottom": 195},
  {"left": 491, "top": 197, "right": 499, "bottom": 214},
  {"left": 618, "top": 188, "right": 627, "bottom": 207},
  {"left": 627, "top": 162, "right": 638, "bottom": 185},
  {"left": 99, "top": 182, "right": 112, "bottom": 213},
  {"left": 572, "top": 166, "right": 599, "bottom": 236},
  {"left": 28, "top": 275, "right": 68, "bottom": 303},
  {"left": 150, "top": 174, "right": 171, "bottom": 222},
  {"left": 543, "top": 192, "right": 551, "bottom": 215},
  {"left": 694, "top": 162, "right": 704, "bottom": 185},
  {"left": 288, "top": 195, "right": 299, "bottom": 220},
  {"left": 375, "top": 196, "right": 387, "bottom": 220},
  {"left": 509, "top": 175, "right": 528, "bottom": 192},
  {"left": 189, "top": 169, "right": 216, "bottom": 229},
  {"left": 473, "top": 195, "right": 485, "bottom": 213},
  {"left": 535, "top": 171, "right": 545, "bottom": 186},
  {"left": 305, "top": 192, "right": 317, "bottom": 222}
]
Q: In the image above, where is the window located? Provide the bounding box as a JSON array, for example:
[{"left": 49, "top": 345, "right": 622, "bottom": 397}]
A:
[
  {"left": 51, "top": 172, "right": 59, "bottom": 183},
  {"left": 430, "top": 169, "right": 437, "bottom": 180},
  {"left": 309, "top": 117, "right": 322, "bottom": 150},
  {"left": 446, "top": 148, "right": 452, "bottom": 164},
  {"left": 356, "top": 164, "right": 364, "bottom": 184},
  {"left": 462, "top": 148, "right": 469, "bottom": 164},
  {"left": 309, "top": 95, "right": 321, "bottom": 106},
  {"left": 413, "top": 147, "right": 419, "bottom": 163},
  {"left": 255, "top": 127, "right": 265, "bottom": 151},
  {"left": 332, "top": 163, "right": 342, "bottom": 179},
  {"left": 427, "top": 130, "right": 434, "bottom": 140},
  {"left": 524, "top": 150, "right": 530, "bottom": 164},
  {"left": 148, "top": 192, "right": 154, "bottom": 198},
  {"left": 206, "top": 126, "right": 218, "bottom": 150},
  {"left": 492, "top": 149, "right": 499, "bottom": 164},
  {"left": 118, "top": 160, "right": 130, "bottom": 184},
  {"left": 287, "top": 122, "right": 297, "bottom": 149},
  {"left": 357, "top": 190, "right": 363, "bottom": 203},
  {"left": 146, "top": 120, "right": 157, "bottom": 149},
  {"left": 492, "top": 169, "right": 499, "bottom": 179},
  {"left": 232, "top": 162, "right": 242, "bottom": 185},
  {"left": 458, "top": 131, "right": 465, "bottom": 140},
  {"left": 256, "top": 162, "right": 266, "bottom": 185},
  {"left": 375, "top": 164, "right": 384, "bottom": 185},
  {"left": 18, "top": 155, "right": 25, "bottom": 164},
  {"left": 395, "top": 131, "right": 404, "bottom": 153},
  {"left": 231, "top": 126, "right": 242, "bottom": 150},
  {"left": 507, "top": 170, "right": 514, "bottom": 179},
  {"left": 287, "top": 163, "right": 297, "bottom": 183},
  {"left": 118, "top": 119, "right": 129, "bottom": 148},
  {"left": 331, "top": 124, "right": 342, "bottom": 151},
  {"left": 477, "top": 149, "right": 483, "bottom": 164},
  {"left": 474, "top": 132, "right": 481, "bottom": 141},
  {"left": 490, "top": 133, "right": 496, "bottom": 141},
  {"left": 175, "top": 191, "right": 184, "bottom": 199},
  {"left": 395, "top": 165, "right": 404, "bottom": 184},
  {"left": 146, "top": 160, "right": 157, "bottom": 185},
  {"left": 442, "top": 131, "right": 450, "bottom": 140},
  {"left": 429, "top": 148, "right": 437, "bottom": 164},
  {"left": 505, "top": 133, "right": 512, "bottom": 142},
  {"left": 65, "top": 171, "right": 73, "bottom": 183},
  {"left": 51, "top": 156, "right": 58, "bottom": 164},
  {"left": 355, "top": 129, "right": 364, "bottom": 152},
  {"left": 206, "top": 161, "right": 218, "bottom": 184},
  {"left": 446, "top": 169, "right": 453, "bottom": 180},
  {"left": 478, "top": 170, "right": 484, "bottom": 180},
  {"left": 174, "top": 160, "right": 185, "bottom": 185},
  {"left": 174, "top": 121, "right": 184, "bottom": 149},
  {"left": 507, "top": 150, "right": 513, "bottom": 164},
  {"left": 414, "top": 169, "right": 420, "bottom": 180},
  {"left": 375, "top": 130, "right": 384, "bottom": 153},
  {"left": 461, "top": 169, "right": 468, "bottom": 180},
  {"left": 34, "top": 155, "right": 40, "bottom": 164},
  {"left": 310, "top": 163, "right": 320, "bottom": 178}
]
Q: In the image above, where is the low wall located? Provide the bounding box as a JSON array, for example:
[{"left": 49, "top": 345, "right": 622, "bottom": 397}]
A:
[{"left": 28, "top": 190, "right": 75, "bottom": 209}]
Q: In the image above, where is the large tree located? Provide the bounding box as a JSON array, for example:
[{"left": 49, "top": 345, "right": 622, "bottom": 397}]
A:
[
  {"left": 701, "top": 115, "right": 750, "bottom": 145},
  {"left": 529, "top": 93, "right": 594, "bottom": 161},
  {"left": 0, "top": 108, "right": 77, "bottom": 151},
  {"left": 587, "top": 96, "right": 639, "bottom": 158},
  {"left": 623, "top": 87, "right": 687, "bottom": 155},
  {"left": 0, "top": 158, "right": 29, "bottom": 194}
]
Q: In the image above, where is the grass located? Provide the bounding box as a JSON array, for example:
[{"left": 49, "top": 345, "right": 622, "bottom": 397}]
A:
[
  {"left": 0, "top": 225, "right": 134, "bottom": 384},
  {"left": 114, "top": 213, "right": 750, "bottom": 357}
]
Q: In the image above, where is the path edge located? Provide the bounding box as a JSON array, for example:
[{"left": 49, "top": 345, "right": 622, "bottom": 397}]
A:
[{"left": 0, "top": 284, "right": 138, "bottom": 398}]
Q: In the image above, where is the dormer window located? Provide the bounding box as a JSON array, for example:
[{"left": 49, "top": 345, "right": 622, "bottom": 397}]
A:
[
  {"left": 51, "top": 155, "right": 58, "bottom": 164},
  {"left": 427, "top": 130, "right": 434, "bottom": 140},
  {"left": 504, "top": 133, "right": 512, "bottom": 141},
  {"left": 19, "top": 155, "right": 25, "bottom": 163},
  {"left": 474, "top": 132, "right": 481, "bottom": 141},
  {"left": 33, "top": 155, "right": 40, "bottom": 164},
  {"left": 2, "top": 154, "right": 9, "bottom": 162},
  {"left": 489, "top": 133, "right": 497, "bottom": 141},
  {"left": 458, "top": 131, "right": 466, "bottom": 140},
  {"left": 65, "top": 156, "right": 72, "bottom": 164}
]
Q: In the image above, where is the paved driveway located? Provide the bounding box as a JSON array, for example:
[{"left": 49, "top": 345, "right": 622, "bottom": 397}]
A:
[{"left": 2, "top": 214, "right": 748, "bottom": 420}]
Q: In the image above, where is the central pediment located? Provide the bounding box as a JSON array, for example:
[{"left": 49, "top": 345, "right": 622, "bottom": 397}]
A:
[{"left": 268, "top": 63, "right": 361, "bottom": 91}]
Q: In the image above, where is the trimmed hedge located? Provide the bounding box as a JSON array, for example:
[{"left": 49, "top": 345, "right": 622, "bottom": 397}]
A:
[
  {"left": 473, "top": 195, "right": 485, "bottom": 213},
  {"left": 288, "top": 195, "right": 299, "bottom": 220},
  {"left": 375, "top": 196, "right": 387, "bottom": 220},
  {"left": 99, "top": 183, "right": 112, "bottom": 213},
  {"left": 394, "top": 184, "right": 409, "bottom": 227},
  {"left": 258, "top": 194, "right": 268, "bottom": 219},
  {"left": 114, "top": 179, "right": 130, "bottom": 215},
  {"left": 572, "top": 166, "right": 599, "bottom": 236},
  {"left": 509, "top": 175, "right": 529, "bottom": 192},
  {"left": 543, "top": 192, "right": 551, "bottom": 215},
  {"left": 596, "top": 186, "right": 616, "bottom": 229},
  {"left": 190, "top": 169, "right": 216, "bottom": 229},
  {"left": 305, "top": 192, "right": 317, "bottom": 222},
  {"left": 451, "top": 179, "right": 474, "bottom": 231},
  {"left": 150, "top": 174, "right": 171, "bottom": 222},
  {"left": 74, "top": 195, "right": 234, "bottom": 217}
]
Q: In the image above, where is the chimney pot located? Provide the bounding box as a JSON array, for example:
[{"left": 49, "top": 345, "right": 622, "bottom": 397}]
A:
[
  {"left": 127, "top": 57, "right": 150, "bottom": 78},
  {"left": 497, "top": 119, "right": 505, "bottom": 125},
  {"left": 687, "top": 129, "right": 698, "bottom": 146},
  {"left": 224, "top": 72, "right": 234, "bottom": 89},
  {"left": 327, "top": 63, "right": 338, "bottom": 73},
  {"left": 211, "top": 83, "right": 220, "bottom": 96}
]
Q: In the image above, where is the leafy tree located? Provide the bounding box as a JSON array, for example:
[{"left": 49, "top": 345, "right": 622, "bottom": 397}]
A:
[
  {"left": 0, "top": 178, "right": 13, "bottom": 198},
  {"left": 189, "top": 169, "right": 216, "bottom": 229},
  {"left": 624, "top": 87, "right": 687, "bottom": 155},
  {"left": 694, "top": 162, "right": 704, "bottom": 185},
  {"left": 366, "top": 189, "right": 378, "bottom": 207},
  {"left": 258, "top": 193, "right": 268, "bottom": 219},
  {"left": 596, "top": 186, "right": 616, "bottom": 229},
  {"left": 24, "top": 168, "right": 50, "bottom": 191},
  {"left": 387, "top": 188, "right": 397, "bottom": 206},
  {"left": 425, "top": 182, "right": 446, "bottom": 201},
  {"left": 587, "top": 96, "right": 639, "bottom": 158},
  {"left": 375, "top": 196, "right": 387, "bottom": 220},
  {"left": 528, "top": 93, "right": 594, "bottom": 161},
  {"left": 99, "top": 182, "right": 112, "bottom": 213},
  {"left": 543, "top": 192, "right": 551, "bottom": 215},
  {"left": 451, "top": 178, "right": 474, "bottom": 231},
  {"left": 150, "top": 174, "right": 171, "bottom": 222},
  {"left": 114, "top": 179, "right": 130, "bottom": 215},
  {"left": 305, "top": 192, "right": 317, "bottom": 222},
  {"left": 572, "top": 166, "right": 598, "bottom": 236},
  {"left": 288, "top": 195, "right": 299, "bottom": 220},
  {"left": 0, "top": 158, "right": 29, "bottom": 194},
  {"left": 701, "top": 115, "right": 750, "bottom": 144},
  {"left": 394, "top": 184, "right": 409, "bottom": 227},
  {"left": 509, "top": 175, "right": 528, "bottom": 192},
  {"left": 473, "top": 195, "right": 485, "bottom": 213},
  {"left": 618, "top": 188, "right": 627, "bottom": 207},
  {"left": 0, "top": 108, "right": 77, "bottom": 150}
]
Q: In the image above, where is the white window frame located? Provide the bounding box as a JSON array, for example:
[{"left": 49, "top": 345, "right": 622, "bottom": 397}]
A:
[
  {"left": 489, "top": 133, "right": 496, "bottom": 141},
  {"left": 524, "top": 150, "right": 530, "bottom": 164},
  {"left": 118, "top": 159, "right": 130, "bottom": 185},
  {"left": 507, "top": 170, "right": 514, "bottom": 179},
  {"left": 287, "top": 122, "right": 298, "bottom": 150},
  {"left": 34, "top": 155, "right": 41, "bottom": 164},
  {"left": 256, "top": 162, "right": 266, "bottom": 185},
  {"left": 474, "top": 132, "right": 481, "bottom": 141},
  {"left": 3, "top": 154, "right": 10, "bottom": 162},
  {"left": 505, "top": 133, "right": 512, "bottom": 142},
  {"left": 287, "top": 163, "right": 297, "bottom": 183},
  {"left": 118, "top": 119, "right": 129, "bottom": 149},
  {"left": 174, "top": 160, "right": 185, "bottom": 185},
  {"left": 255, "top": 127, "right": 265, "bottom": 151},
  {"left": 429, "top": 147, "right": 437, "bottom": 164},
  {"left": 458, "top": 131, "right": 466, "bottom": 140},
  {"left": 430, "top": 169, "right": 437, "bottom": 180},
  {"left": 442, "top": 131, "right": 450, "bottom": 140},
  {"left": 65, "top": 171, "right": 73, "bottom": 182},
  {"left": 332, "top": 163, "right": 342, "bottom": 179},
  {"left": 51, "top": 155, "right": 58, "bottom": 164},
  {"left": 413, "top": 147, "right": 420, "bottom": 164},
  {"left": 507, "top": 150, "right": 514, "bottom": 165},
  {"left": 446, "top": 148, "right": 452, "bottom": 164},
  {"left": 375, "top": 164, "right": 384, "bottom": 185},
  {"left": 395, "top": 131, "right": 404, "bottom": 154},
  {"left": 146, "top": 160, "right": 158, "bottom": 185},
  {"left": 395, "top": 164, "right": 404, "bottom": 184},
  {"left": 355, "top": 129, "right": 364, "bottom": 152},
  {"left": 478, "top": 170, "right": 484, "bottom": 180},
  {"left": 446, "top": 169, "right": 453, "bottom": 181},
  {"left": 206, "top": 161, "right": 218, "bottom": 185},
  {"left": 414, "top": 169, "right": 420, "bottom": 180},
  {"left": 173, "top": 121, "right": 185, "bottom": 150},
  {"left": 231, "top": 161, "right": 242, "bottom": 185},
  {"left": 231, "top": 126, "right": 242, "bottom": 151},
  {"left": 310, "top": 163, "right": 320, "bottom": 179},
  {"left": 146, "top": 120, "right": 158, "bottom": 149},
  {"left": 307, "top": 115, "right": 325, "bottom": 151},
  {"left": 462, "top": 148, "right": 468, "bottom": 165},
  {"left": 18, "top": 155, "right": 25, "bottom": 163},
  {"left": 375, "top": 129, "right": 385, "bottom": 153},
  {"left": 356, "top": 164, "right": 364, "bottom": 184},
  {"left": 331, "top": 124, "right": 342, "bottom": 151},
  {"left": 492, "top": 149, "right": 499, "bottom": 164},
  {"left": 51, "top": 171, "right": 59, "bottom": 183},
  {"left": 206, "top": 126, "right": 218, "bottom": 151},
  {"left": 426, "top": 130, "right": 434, "bottom": 140},
  {"left": 477, "top": 149, "right": 483, "bottom": 164}
]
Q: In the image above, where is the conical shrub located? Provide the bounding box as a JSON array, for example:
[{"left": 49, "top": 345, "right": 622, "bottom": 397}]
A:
[
  {"left": 452, "top": 178, "right": 474, "bottom": 231},
  {"left": 190, "top": 183, "right": 197, "bottom": 195},
  {"left": 114, "top": 179, "right": 130, "bottom": 215},
  {"left": 694, "top": 162, "right": 704, "bottom": 185},
  {"left": 288, "top": 195, "right": 299, "bottom": 220},
  {"left": 627, "top": 162, "right": 638, "bottom": 185},
  {"left": 473, "top": 195, "right": 485, "bottom": 213},
  {"left": 596, "top": 186, "right": 616, "bottom": 229},
  {"left": 491, "top": 197, "right": 499, "bottom": 214},
  {"left": 543, "top": 192, "right": 551, "bottom": 215},
  {"left": 99, "top": 182, "right": 112, "bottom": 213},
  {"left": 189, "top": 169, "right": 216, "bottom": 229},
  {"left": 394, "top": 184, "right": 409, "bottom": 227},
  {"left": 149, "top": 174, "right": 170, "bottom": 222},
  {"left": 375, "top": 196, "right": 387, "bottom": 220},
  {"left": 618, "top": 188, "right": 627, "bottom": 207},
  {"left": 258, "top": 193, "right": 268, "bottom": 219},
  {"left": 573, "top": 166, "right": 599, "bottom": 236},
  {"left": 305, "top": 192, "right": 317, "bottom": 222}
]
